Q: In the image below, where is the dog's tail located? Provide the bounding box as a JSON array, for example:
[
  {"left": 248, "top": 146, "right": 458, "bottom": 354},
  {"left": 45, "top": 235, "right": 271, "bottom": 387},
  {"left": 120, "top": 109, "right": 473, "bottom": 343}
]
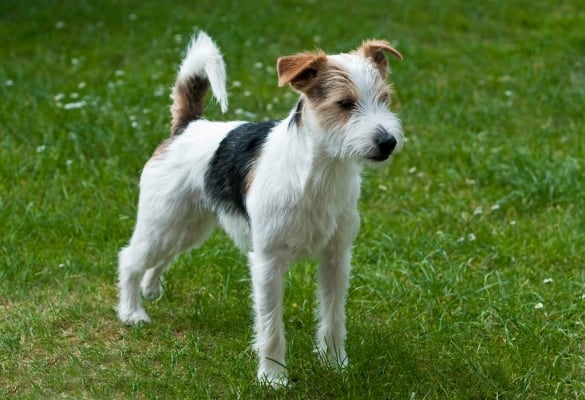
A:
[{"left": 170, "top": 31, "right": 228, "bottom": 136}]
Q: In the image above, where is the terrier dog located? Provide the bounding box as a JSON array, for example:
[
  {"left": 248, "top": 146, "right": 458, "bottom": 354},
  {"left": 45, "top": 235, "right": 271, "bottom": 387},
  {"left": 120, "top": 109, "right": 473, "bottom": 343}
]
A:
[{"left": 117, "top": 31, "right": 404, "bottom": 387}]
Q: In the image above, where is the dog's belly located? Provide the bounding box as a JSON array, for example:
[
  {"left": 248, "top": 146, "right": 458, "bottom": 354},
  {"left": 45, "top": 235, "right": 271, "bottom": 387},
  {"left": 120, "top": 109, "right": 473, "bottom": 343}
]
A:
[
  {"left": 216, "top": 205, "right": 338, "bottom": 257},
  {"left": 217, "top": 211, "right": 252, "bottom": 250}
]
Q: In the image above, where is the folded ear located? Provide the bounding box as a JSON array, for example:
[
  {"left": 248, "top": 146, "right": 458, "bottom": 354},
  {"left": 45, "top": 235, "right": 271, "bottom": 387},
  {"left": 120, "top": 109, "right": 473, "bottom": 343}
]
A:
[
  {"left": 277, "top": 51, "right": 327, "bottom": 92},
  {"left": 355, "top": 39, "right": 403, "bottom": 78}
]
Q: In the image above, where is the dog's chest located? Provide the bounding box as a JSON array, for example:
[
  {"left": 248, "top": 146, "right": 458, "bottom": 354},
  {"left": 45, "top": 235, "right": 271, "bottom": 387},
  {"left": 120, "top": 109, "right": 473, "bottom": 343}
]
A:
[
  {"left": 287, "top": 192, "right": 345, "bottom": 253},
  {"left": 249, "top": 163, "right": 360, "bottom": 257}
]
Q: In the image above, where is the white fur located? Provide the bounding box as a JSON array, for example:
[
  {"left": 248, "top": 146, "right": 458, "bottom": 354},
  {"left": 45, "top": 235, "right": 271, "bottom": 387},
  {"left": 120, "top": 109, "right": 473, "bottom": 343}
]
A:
[{"left": 117, "top": 32, "right": 403, "bottom": 388}]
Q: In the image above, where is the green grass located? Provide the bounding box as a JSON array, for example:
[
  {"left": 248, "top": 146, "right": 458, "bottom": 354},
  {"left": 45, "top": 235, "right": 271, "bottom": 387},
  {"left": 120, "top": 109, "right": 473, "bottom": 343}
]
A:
[{"left": 1, "top": 0, "right": 584, "bottom": 398}]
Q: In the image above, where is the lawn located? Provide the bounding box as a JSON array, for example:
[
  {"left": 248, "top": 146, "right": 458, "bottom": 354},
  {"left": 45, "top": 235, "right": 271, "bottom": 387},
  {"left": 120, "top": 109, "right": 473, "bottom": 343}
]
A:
[{"left": 1, "top": 0, "right": 584, "bottom": 398}]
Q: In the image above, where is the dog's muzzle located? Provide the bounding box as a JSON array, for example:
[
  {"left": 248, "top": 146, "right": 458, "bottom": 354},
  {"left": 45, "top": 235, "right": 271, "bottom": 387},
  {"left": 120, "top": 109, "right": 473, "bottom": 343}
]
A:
[{"left": 369, "top": 126, "right": 397, "bottom": 161}]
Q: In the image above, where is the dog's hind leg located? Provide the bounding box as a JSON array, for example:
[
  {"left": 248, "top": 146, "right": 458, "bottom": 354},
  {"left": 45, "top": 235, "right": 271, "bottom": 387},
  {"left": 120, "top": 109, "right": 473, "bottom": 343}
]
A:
[
  {"left": 140, "top": 212, "right": 216, "bottom": 300},
  {"left": 117, "top": 197, "right": 216, "bottom": 325},
  {"left": 117, "top": 229, "right": 162, "bottom": 325}
]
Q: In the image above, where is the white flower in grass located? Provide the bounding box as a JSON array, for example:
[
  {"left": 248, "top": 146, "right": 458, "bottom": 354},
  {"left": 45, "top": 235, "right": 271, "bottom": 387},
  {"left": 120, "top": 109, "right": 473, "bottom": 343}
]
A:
[
  {"left": 115, "top": 70, "right": 125, "bottom": 77},
  {"left": 234, "top": 109, "right": 257, "bottom": 119},
  {"left": 254, "top": 62, "right": 263, "bottom": 69},
  {"left": 232, "top": 80, "right": 242, "bottom": 88},
  {"left": 129, "top": 115, "right": 139, "bottom": 128},
  {"left": 543, "top": 278, "right": 553, "bottom": 284},
  {"left": 378, "top": 185, "right": 388, "bottom": 191},
  {"left": 467, "top": 233, "right": 476, "bottom": 242},
  {"left": 490, "top": 203, "right": 500, "bottom": 211},
  {"left": 534, "top": 302, "right": 544, "bottom": 310},
  {"left": 54, "top": 93, "right": 65, "bottom": 101},
  {"left": 154, "top": 86, "right": 165, "bottom": 97},
  {"left": 78, "top": 82, "right": 86, "bottom": 89},
  {"left": 36, "top": 145, "right": 46, "bottom": 153},
  {"left": 71, "top": 58, "right": 79, "bottom": 65},
  {"left": 5, "top": 80, "right": 14, "bottom": 87},
  {"left": 63, "top": 100, "right": 86, "bottom": 110},
  {"left": 510, "top": 220, "right": 517, "bottom": 226},
  {"left": 473, "top": 206, "right": 483, "bottom": 216}
]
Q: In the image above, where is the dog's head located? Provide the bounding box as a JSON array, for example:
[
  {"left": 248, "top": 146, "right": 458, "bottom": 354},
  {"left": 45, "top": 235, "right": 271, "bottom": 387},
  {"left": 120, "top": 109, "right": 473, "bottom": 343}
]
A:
[{"left": 277, "top": 40, "right": 404, "bottom": 164}]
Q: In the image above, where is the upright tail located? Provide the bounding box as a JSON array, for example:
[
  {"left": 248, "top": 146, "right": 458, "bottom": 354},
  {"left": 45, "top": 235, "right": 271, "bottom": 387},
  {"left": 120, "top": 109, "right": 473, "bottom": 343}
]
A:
[{"left": 170, "top": 31, "right": 228, "bottom": 136}]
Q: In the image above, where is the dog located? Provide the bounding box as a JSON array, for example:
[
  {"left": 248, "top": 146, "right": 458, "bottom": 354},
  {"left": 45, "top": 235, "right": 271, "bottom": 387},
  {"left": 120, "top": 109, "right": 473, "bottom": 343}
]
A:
[{"left": 117, "top": 31, "right": 404, "bottom": 387}]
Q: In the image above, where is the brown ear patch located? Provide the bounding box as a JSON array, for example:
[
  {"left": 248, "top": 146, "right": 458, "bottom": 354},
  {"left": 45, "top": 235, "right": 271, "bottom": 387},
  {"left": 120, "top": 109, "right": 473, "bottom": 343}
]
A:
[
  {"left": 277, "top": 51, "right": 327, "bottom": 91},
  {"left": 355, "top": 39, "right": 403, "bottom": 77}
]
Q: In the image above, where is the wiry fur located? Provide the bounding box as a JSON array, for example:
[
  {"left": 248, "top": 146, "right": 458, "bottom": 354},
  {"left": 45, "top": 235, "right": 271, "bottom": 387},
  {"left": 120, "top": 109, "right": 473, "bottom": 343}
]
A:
[{"left": 117, "top": 31, "right": 404, "bottom": 388}]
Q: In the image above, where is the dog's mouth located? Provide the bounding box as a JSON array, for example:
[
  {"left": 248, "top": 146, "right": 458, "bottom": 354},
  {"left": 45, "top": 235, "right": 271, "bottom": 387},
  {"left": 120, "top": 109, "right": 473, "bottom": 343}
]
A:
[
  {"left": 367, "top": 153, "right": 391, "bottom": 162},
  {"left": 367, "top": 130, "right": 397, "bottom": 162}
]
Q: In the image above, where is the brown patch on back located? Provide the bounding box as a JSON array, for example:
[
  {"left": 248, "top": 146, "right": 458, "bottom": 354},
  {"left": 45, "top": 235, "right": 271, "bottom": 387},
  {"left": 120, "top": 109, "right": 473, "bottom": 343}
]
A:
[
  {"left": 243, "top": 162, "right": 257, "bottom": 194},
  {"left": 170, "top": 76, "right": 209, "bottom": 136},
  {"left": 146, "top": 139, "right": 171, "bottom": 166}
]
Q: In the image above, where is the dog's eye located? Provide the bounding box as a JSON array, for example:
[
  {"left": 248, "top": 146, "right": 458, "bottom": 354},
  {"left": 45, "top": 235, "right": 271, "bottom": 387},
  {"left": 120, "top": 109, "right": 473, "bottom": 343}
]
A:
[
  {"left": 337, "top": 99, "right": 356, "bottom": 111},
  {"left": 380, "top": 93, "right": 390, "bottom": 104}
]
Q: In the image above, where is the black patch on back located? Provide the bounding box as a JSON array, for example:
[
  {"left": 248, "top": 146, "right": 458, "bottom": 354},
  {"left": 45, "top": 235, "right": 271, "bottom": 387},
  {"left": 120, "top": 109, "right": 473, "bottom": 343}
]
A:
[{"left": 205, "top": 121, "right": 277, "bottom": 217}]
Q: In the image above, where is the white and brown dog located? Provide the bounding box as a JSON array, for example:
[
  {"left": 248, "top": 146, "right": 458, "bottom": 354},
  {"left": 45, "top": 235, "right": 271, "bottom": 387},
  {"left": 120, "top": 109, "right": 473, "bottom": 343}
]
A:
[{"left": 117, "top": 31, "right": 404, "bottom": 387}]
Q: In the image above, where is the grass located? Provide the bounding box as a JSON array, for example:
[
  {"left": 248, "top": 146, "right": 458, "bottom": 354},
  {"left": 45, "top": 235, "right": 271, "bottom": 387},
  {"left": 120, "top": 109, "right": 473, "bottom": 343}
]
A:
[{"left": 1, "top": 0, "right": 584, "bottom": 398}]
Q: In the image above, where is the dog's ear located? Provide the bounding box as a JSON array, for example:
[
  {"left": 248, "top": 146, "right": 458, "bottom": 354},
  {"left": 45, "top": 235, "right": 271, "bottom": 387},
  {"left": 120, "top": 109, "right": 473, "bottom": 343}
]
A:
[
  {"left": 355, "top": 40, "right": 403, "bottom": 78},
  {"left": 277, "top": 52, "right": 327, "bottom": 91}
]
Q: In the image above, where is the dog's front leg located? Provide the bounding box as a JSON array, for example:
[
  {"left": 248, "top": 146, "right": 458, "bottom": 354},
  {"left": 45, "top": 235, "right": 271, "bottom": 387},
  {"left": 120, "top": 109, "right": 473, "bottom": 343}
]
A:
[
  {"left": 248, "top": 250, "right": 289, "bottom": 388},
  {"left": 317, "top": 243, "right": 351, "bottom": 368},
  {"left": 316, "top": 210, "right": 358, "bottom": 368}
]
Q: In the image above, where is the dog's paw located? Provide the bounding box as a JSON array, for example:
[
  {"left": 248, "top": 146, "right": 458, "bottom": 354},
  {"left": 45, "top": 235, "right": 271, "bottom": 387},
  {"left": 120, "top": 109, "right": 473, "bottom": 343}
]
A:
[
  {"left": 258, "top": 369, "right": 289, "bottom": 390},
  {"left": 141, "top": 279, "right": 163, "bottom": 301},
  {"left": 315, "top": 345, "right": 349, "bottom": 370},
  {"left": 117, "top": 306, "right": 151, "bottom": 325}
]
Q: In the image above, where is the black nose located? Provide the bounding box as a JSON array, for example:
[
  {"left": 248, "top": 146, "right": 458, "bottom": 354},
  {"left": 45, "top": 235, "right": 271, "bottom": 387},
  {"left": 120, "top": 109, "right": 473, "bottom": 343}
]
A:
[
  {"left": 375, "top": 127, "right": 397, "bottom": 159},
  {"left": 377, "top": 134, "right": 397, "bottom": 155}
]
